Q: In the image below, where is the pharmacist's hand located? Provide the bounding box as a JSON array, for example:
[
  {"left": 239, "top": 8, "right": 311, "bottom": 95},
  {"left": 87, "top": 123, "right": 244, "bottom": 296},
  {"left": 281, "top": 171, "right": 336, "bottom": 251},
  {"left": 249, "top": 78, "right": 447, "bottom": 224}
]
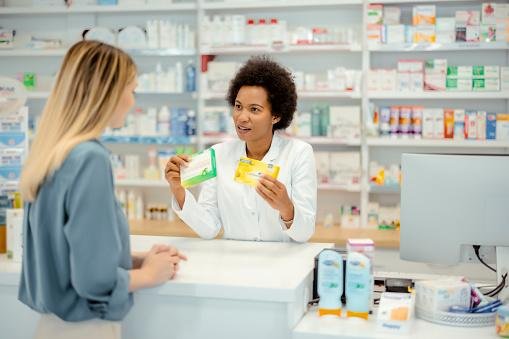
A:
[
  {"left": 165, "top": 155, "right": 190, "bottom": 193},
  {"left": 256, "top": 175, "right": 294, "bottom": 222},
  {"left": 141, "top": 245, "right": 187, "bottom": 286}
]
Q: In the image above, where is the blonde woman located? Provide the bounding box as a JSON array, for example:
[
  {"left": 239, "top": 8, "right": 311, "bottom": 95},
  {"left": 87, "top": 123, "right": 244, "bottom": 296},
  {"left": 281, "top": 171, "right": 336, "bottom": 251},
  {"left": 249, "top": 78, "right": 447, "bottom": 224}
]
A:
[{"left": 18, "top": 40, "right": 186, "bottom": 339}]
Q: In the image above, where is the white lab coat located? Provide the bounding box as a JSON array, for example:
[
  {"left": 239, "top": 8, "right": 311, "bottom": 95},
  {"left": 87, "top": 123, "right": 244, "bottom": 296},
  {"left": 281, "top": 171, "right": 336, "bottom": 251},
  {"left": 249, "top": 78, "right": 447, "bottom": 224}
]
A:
[{"left": 172, "top": 132, "right": 317, "bottom": 242}]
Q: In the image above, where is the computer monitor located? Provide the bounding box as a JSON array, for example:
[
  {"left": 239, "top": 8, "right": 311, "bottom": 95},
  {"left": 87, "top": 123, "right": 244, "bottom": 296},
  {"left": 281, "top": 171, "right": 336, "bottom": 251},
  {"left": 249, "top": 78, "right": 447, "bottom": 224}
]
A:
[{"left": 400, "top": 153, "right": 509, "bottom": 295}]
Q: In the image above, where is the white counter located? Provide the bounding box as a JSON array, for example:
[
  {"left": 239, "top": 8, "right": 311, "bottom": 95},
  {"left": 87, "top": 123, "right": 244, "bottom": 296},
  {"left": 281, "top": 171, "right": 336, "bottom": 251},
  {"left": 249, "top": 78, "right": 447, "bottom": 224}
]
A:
[
  {"left": 0, "top": 235, "right": 331, "bottom": 339},
  {"left": 293, "top": 307, "right": 499, "bottom": 339}
]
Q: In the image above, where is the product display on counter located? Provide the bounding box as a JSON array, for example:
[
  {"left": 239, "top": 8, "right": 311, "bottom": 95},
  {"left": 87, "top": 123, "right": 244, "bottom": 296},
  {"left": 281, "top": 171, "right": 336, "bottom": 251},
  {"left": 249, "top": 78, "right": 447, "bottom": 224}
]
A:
[{"left": 317, "top": 249, "right": 343, "bottom": 317}]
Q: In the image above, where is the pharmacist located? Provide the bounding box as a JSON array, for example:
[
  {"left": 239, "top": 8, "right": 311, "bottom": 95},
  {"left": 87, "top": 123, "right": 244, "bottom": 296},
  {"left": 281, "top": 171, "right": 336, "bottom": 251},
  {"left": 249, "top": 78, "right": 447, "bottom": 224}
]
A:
[{"left": 165, "top": 56, "right": 317, "bottom": 242}]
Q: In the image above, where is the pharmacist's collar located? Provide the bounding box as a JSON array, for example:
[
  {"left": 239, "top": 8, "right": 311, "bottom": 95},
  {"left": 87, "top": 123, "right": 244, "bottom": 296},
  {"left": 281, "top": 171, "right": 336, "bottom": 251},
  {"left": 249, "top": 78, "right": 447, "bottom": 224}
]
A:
[{"left": 241, "top": 132, "right": 281, "bottom": 164}]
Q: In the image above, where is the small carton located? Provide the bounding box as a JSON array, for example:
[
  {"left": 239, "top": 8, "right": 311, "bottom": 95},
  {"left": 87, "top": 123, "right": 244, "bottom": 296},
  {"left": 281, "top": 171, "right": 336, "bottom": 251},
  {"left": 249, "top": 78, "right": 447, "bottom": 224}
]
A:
[
  {"left": 444, "top": 109, "right": 455, "bottom": 139},
  {"left": 473, "top": 78, "right": 500, "bottom": 91},
  {"left": 433, "top": 109, "right": 445, "bottom": 139},
  {"left": 234, "top": 156, "right": 280, "bottom": 187},
  {"left": 496, "top": 114, "right": 509, "bottom": 140},
  {"left": 465, "top": 110, "right": 478, "bottom": 139},
  {"left": 466, "top": 25, "right": 480, "bottom": 42},
  {"left": 180, "top": 148, "right": 217, "bottom": 188},
  {"left": 477, "top": 111, "right": 487, "bottom": 140},
  {"left": 486, "top": 112, "right": 497, "bottom": 140},
  {"left": 422, "top": 109, "right": 435, "bottom": 139},
  {"left": 446, "top": 78, "right": 472, "bottom": 91},
  {"left": 413, "top": 5, "right": 436, "bottom": 26},
  {"left": 383, "top": 6, "right": 401, "bottom": 25},
  {"left": 454, "top": 109, "right": 466, "bottom": 140},
  {"left": 368, "top": 4, "right": 384, "bottom": 25},
  {"left": 413, "top": 25, "right": 436, "bottom": 43},
  {"left": 455, "top": 10, "right": 480, "bottom": 26},
  {"left": 482, "top": 3, "right": 497, "bottom": 25}
]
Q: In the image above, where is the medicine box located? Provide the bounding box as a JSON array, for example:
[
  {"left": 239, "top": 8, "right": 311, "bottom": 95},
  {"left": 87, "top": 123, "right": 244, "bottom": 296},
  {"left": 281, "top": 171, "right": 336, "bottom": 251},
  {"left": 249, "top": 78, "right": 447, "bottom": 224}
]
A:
[
  {"left": 496, "top": 114, "right": 509, "bottom": 141},
  {"left": 487, "top": 112, "right": 497, "bottom": 140},
  {"left": 415, "top": 279, "right": 470, "bottom": 313},
  {"left": 413, "top": 5, "right": 436, "bottom": 26}
]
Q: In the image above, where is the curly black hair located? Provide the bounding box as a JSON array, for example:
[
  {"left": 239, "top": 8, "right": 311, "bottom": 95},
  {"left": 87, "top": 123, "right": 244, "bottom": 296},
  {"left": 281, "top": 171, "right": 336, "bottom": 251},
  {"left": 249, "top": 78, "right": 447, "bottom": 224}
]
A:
[{"left": 226, "top": 56, "right": 297, "bottom": 130}]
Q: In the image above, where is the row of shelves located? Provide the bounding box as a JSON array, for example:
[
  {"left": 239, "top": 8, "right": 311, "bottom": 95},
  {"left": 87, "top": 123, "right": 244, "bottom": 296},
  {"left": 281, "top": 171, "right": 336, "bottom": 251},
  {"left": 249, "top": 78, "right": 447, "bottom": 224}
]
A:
[
  {"left": 101, "top": 134, "right": 509, "bottom": 148},
  {"left": 128, "top": 218, "right": 401, "bottom": 248},
  {"left": 115, "top": 179, "right": 364, "bottom": 192},
  {"left": 25, "top": 90, "right": 509, "bottom": 100},
  {"left": 0, "top": 0, "right": 485, "bottom": 15},
  {"left": 1, "top": 41, "right": 507, "bottom": 57}
]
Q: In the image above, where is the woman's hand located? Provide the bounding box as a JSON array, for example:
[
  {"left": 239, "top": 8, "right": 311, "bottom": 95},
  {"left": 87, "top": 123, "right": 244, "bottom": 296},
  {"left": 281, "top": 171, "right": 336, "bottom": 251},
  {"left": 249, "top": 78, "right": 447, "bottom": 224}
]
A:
[
  {"left": 255, "top": 175, "right": 294, "bottom": 226},
  {"left": 165, "top": 155, "right": 190, "bottom": 208},
  {"left": 140, "top": 244, "right": 188, "bottom": 287},
  {"left": 132, "top": 244, "right": 178, "bottom": 269}
]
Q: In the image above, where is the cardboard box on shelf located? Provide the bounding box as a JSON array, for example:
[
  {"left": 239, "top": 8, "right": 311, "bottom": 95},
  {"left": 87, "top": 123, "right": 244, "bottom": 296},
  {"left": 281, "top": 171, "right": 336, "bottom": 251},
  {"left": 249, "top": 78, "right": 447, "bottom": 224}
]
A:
[
  {"left": 384, "top": 6, "right": 401, "bottom": 25},
  {"left": 368, "top": 4, "right": 384, "bottom": 25},
  {"left": 386, "top": 25, "right": 406, "bottom": 44},
  {"left": 466, "top": 25, "right": 480, "bottom": 42},
  {"left": 413, "top": 25, "right": 436, "bottom": 43},
  {"left": 455, "top": 10, "right": 480, "bottom": 26},
  {"left": 446, "top": 78, "right": 472, "bottom": 91},
  {"left": 496, "top": 114, "right": 509, "bottom": 141},
  {"left": 472, "top": 78, "right": 500, "bottom": 91},
  {"left": 413, "top": 5, "right": 436, "bottom": 26}
]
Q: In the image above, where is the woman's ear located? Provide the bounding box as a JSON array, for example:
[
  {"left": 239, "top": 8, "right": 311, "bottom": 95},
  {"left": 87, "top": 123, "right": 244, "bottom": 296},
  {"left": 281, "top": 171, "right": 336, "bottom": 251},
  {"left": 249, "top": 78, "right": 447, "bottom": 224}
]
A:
[{"left": 272, "top": 115, "right": 281, "bottom": 125}]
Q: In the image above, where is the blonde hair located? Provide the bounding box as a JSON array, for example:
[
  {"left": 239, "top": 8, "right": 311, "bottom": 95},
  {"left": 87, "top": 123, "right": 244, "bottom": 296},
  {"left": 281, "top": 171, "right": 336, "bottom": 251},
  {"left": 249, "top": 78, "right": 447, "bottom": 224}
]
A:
[{"left": 20, "top": 40, "right": 136, "bottom": 201}]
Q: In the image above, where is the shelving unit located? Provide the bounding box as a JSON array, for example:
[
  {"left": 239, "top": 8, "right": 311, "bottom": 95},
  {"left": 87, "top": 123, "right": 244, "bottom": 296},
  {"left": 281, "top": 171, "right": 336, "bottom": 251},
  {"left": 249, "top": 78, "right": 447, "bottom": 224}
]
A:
[
  {"left": 2, "top": 0, "right": 508, "bottom": 243},
  {"left": 0, "top": 3, "right": 196, "bottom": 15}
]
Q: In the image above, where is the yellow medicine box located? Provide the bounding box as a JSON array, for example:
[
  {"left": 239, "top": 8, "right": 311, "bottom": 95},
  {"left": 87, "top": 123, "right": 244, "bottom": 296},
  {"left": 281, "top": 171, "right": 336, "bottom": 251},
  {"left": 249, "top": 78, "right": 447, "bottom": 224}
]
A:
[{"left": 234, "top": 157, "right": 280, "bottom": 187}]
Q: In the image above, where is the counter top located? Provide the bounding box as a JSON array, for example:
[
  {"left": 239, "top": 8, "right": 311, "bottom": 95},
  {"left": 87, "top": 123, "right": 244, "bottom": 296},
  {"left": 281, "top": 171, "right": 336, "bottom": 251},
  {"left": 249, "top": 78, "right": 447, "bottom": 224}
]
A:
[
  {"left": 0, "top": 235, "right": 332, "bottom": 303},
  {"left": 293, "top": 308, "right": 498, "bottom": 339}
]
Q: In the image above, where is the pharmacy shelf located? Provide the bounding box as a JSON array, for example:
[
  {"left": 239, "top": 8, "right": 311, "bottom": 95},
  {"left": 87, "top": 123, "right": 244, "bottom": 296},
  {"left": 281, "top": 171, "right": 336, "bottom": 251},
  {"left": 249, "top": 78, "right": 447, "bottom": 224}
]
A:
[
  {"left": 318, "top": 184, "right": 361, "bottom": 192},
  {"left": 369, "top": 185, "right": 400, "bottom": 194},
  {"left": 368, "top": 91, "right": 509, "bottom": 100},
  {"left": 297, "top": 137, "right": 361, "bottom": 146},
  {"left": 203, "top": 91, "right": 361, "bottom": 100},
  {"left": 299, "top": 91, "right": 361, "bottom": 99},
  {"left": 201, "top": 44, "right": 361, "bottom": 55},
  {"left": 0, "top": 48, "right": 196, "bottom": 57},
  {"left": 101, "top": 135, "right": 196, "bottom": 145},
  {"left": 136, "top": 91, "right": 198, "bottom": 98},
  {"left": 27, "top": 92, "right": 50, "bottom": 99},
  {"left": 371, "top": 0, "right": 481, "bottom": 4},
  {"left": 115, "top": 179, "right": 168, "bottom": 188},
  {"left": 201, "top": 0, "right": 362, "bottom": 10},
  {"left": 369, "top": 41, "right": 509, "bottom": 53},
  {"left": 0, "top": 4, "right": 197, "bottom": 15},
  {"left": 201, "top": 135, "right": 361, "bottom": 146},
  {"left": 0, "top": 49, "right": 67, "bottom": 57},
  {"left": 27, "top": 91, "right": 198, "bottom": 99},
  {"left": 367, "top": 138, "right": 509, "bottom": 148}
]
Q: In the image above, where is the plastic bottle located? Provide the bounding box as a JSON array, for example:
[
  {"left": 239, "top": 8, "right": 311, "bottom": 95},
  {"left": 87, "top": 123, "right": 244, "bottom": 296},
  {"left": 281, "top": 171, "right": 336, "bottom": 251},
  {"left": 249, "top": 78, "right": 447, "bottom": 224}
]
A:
[
  {"left": 135, "top": 195, "right": 144, "bottom": 221},
  {"left": 118, "top": 190, "right": 127, "bottom": 217},
  {"left": 186, "top": 110, "right": 197, "bottom": 136},
  {"left": 155, "top": 63, "right": 164, "bottom": 92},
  {"left": 175, "top": 62, "right": 183, "bottom": 93},
  {"left": 318, "top": 249, "right": 343, "bottom": 317},
  {"left": 158, "top": 105, "right": 170, "bottom": 136},
  {"left": 185, "top": 60, "right": 196, "bottom": 92},
  {"left": 258, "top": 19, "right": 268, "bottom": 45},
  {"left": 127, "top": 191, "right": 136, "bottom": 220},
  {"left": 346, "top": 251, "right": 372, "bottom": 319},
  {"left": 246, "top": 19, "right": 255, "bottom": 45},
  {"left": 144, "top": 148, "right": 161, "bottom": 180}
]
